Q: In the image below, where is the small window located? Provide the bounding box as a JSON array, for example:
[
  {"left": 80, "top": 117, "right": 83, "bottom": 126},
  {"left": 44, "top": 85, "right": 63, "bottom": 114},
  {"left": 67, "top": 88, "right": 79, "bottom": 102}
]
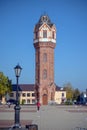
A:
[
  {"left": 22, "top": 93, "right": 26, "bottom": 97},
  {"left": 32, "top": 99, "right": 35, "bottom": 104},
  {"left": 27, "top": 93, "right": 30, "bottom": 97},
  {"left": 27, "top": 99, "right": 30, "bottom": 104},
  {"left": 32, "top": 93, "right": 35, "bottom": 97},
  {"left": 35, "top": 32, "right": 38, "bottom": 38},
  {"left": 43, "top": 53, "right": 47, "bottom": 62},
  {"left": 43, "top": 69, "right": 47, "bottom": 79},
  {"left": 62, "top": 93, "right": 64, "bottom": 97},
  {"left": 52, "top": 31, "right": 55, "bottom": 39},
  {"left": 43, "top": 30, "right": 47, "bottom": 38}
]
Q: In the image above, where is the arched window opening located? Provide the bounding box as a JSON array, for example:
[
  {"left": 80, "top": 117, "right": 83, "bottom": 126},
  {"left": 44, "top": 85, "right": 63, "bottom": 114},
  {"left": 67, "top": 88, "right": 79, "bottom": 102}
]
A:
[
  {"left": 52, "top": 31, "right": 55, "bottom": 39},
  {"left": 43, "top": 30, "right": 47, "bottom": 38},
  {"left": 43, "top": 69, "right": 47, "bottom": 79},
  {"left": 35, "top": 32, "right": 38, "bottom": 38},
  {"left": 43, "top": 53, "right": 47, "bottom": 62}
]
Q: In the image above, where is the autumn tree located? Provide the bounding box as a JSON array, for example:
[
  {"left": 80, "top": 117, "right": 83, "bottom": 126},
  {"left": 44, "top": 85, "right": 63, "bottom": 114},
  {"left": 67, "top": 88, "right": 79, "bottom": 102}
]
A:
[
  {"left": 63, "top": 82, "right": 81, "bottom": 103},
  {"left": 63, "top": 82, "right": 74, "bottom": 101},
  {"left": 0, "top": 72, "right": 12, "bottom": 103},
  {"left": 73, "top": 88, "right": 80, "bottom": 101}
]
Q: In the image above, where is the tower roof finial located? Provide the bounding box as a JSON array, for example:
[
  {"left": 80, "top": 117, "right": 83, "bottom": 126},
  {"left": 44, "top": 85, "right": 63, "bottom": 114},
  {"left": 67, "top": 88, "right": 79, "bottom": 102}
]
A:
[{"left": 37, "top": 13, "right": 53, "bottom": 27}]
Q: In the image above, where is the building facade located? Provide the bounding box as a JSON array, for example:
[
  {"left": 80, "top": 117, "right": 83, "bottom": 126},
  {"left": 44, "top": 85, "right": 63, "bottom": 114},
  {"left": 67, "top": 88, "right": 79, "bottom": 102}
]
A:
[
  {"left": 34, "top": 15, "right": 56, "bottom": 105},
  {"left": 7, "top": 84, "right": 66, "bottom": 105},
  {"left": 55, "top": 87, "right": 66, "bottom": 104},
  {"left": 8, "top": 84, "right": 36, "bottom": 105}
]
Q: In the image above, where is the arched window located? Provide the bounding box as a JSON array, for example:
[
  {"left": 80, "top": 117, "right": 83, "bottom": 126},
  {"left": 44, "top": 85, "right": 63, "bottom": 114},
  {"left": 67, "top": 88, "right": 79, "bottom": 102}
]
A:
[
  {"left": 43, "top": 53, "right": 47, "bottom": 62},
  {"left": 43, "top": 69, "right": 47, "bottom": 79},
  {"left": 35, "top": 32, "right": 38, "bottom": 39},
  {"left": 43, "top": 30, "right": 47, "bottom": 38},
  {"left": 52, "top": 31, "right": 55, "bottom": 39}
]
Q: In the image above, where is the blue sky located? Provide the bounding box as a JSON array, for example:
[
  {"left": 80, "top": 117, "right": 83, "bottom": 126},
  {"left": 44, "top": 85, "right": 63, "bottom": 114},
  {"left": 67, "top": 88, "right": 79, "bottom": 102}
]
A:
[{"left": 0, "top": 0, "right": 87, "bottom": 91}]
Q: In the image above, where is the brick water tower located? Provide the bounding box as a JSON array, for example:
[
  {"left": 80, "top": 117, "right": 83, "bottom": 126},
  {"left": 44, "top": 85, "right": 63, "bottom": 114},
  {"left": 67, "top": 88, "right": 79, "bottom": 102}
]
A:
[{"left": 33, "top": 14, "right": 56, "bottom": 105}]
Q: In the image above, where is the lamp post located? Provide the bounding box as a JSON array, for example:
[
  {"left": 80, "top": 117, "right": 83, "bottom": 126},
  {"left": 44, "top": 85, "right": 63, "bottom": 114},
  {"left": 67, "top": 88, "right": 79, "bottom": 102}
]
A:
[{"left": 14, "top": 64, "right": 22, "bottom": 128}]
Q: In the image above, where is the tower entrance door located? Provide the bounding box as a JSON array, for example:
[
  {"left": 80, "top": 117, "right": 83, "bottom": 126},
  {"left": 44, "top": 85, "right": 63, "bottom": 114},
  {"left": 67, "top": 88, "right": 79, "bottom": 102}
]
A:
[{"left": 42, "top": 94, "right": 48, "bottom": 105}]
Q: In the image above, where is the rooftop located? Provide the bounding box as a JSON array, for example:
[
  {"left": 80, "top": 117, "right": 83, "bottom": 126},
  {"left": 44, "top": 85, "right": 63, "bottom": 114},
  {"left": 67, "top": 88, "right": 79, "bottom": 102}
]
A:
[
  {"left": 12, "top": 84, "right": 65, "bottom": 92},
  {"left": 12, "top": 84, "right": 34, "bottom": 91}
]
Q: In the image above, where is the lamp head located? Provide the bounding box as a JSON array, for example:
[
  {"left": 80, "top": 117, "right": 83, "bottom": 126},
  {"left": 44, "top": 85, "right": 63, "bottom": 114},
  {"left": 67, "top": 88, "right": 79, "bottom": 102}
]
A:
[{"left": 14, "top": 64, "right": 22, "bottom": 77}]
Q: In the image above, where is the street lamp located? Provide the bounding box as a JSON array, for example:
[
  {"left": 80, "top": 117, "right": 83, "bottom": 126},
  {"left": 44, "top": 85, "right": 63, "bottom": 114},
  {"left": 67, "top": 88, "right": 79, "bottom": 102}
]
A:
[{"left": 13, "top": 64, "right": 22, "bottom": 128}]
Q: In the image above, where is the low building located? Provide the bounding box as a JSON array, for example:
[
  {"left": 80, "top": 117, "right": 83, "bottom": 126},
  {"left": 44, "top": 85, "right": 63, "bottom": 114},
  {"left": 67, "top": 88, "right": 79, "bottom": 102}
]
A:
[
  {"left": 55, "top": 86, "right": 66, "bottom": 104},
  {"left": 9, "top": 84, "right": 36, "bottom": 104},
  {"left": 7, "top": 84, "right": 66, "bottom": 105}
]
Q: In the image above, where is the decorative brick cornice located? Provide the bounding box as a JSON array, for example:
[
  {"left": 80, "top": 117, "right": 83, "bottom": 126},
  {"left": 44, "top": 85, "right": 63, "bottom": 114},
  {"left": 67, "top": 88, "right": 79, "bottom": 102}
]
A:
[{"left": 34, "top": 42, "right": 56, "bottom": 49}]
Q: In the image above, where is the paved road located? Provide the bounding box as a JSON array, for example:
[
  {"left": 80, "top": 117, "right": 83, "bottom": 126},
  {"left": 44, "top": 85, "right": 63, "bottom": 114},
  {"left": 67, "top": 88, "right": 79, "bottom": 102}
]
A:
[{"left": 0, "top": 105, "right": 87, "bottom": 130}]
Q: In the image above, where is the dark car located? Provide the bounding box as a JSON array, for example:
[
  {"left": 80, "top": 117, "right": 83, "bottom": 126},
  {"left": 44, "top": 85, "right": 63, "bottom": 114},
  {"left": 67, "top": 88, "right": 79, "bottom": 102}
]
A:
[{"left": 6, "top": 99, "right": 17, "bottom": 105}]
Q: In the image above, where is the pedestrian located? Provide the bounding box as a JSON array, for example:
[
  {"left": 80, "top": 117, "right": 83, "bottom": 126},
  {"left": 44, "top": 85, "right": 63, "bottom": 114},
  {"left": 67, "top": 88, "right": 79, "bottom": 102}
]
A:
[{"left": 37, "top": 101, "right": 41, "bottom": 111}]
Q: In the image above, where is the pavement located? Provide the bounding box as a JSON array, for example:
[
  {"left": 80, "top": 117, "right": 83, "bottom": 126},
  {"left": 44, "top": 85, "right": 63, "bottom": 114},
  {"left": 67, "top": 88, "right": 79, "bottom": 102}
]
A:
[{"left": 0, "top": 104, "right": 87, "bottom": 130}]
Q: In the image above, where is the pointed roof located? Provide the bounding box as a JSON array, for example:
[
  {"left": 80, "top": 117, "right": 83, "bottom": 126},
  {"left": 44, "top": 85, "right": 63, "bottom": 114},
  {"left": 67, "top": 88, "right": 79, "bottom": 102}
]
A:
[
  {"left": 38, "top": 14, "right": 53, "bottom": 26},
  {"left": 34, "top": 14, "right": 54, "bottom": 31}
]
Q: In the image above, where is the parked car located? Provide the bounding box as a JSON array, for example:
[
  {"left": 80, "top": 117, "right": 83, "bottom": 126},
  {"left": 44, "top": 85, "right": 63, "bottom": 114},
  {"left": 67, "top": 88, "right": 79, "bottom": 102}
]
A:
[{"left": 6, "top": 99, "right": 17, "bottom": 105}]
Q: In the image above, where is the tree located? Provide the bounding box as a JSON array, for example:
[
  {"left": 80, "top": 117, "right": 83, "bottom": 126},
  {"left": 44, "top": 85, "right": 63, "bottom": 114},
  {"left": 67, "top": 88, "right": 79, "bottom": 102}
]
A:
[
  {"left": 63, "top": 82, "right": 81, "bottom": 103},
  {"left": 63, "top": 82, "right": 74, "bottom": 101},
  {"left": 73, "top": 88, "right": 80, "bottom": 101},
  {"left": 0, "top": 72, "right": 12, "bottom": 102}
]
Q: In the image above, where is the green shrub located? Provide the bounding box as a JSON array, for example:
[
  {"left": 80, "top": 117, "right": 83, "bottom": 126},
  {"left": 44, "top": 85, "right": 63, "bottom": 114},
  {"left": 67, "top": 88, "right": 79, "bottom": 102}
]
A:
[
  {"left": 21, "top": 100, "right": 25, "bottom": 105},
  {"left": 65, "top": 101, "right": 73, "bottom": 105}
]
